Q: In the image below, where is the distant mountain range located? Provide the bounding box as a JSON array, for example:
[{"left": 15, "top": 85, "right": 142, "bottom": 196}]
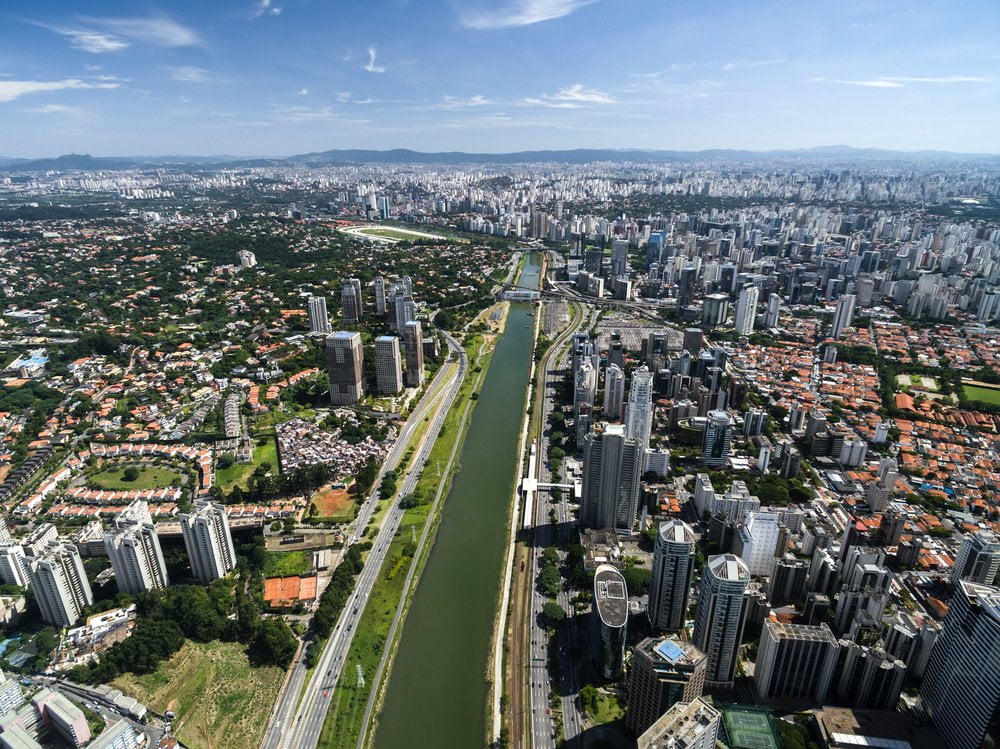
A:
[{"left": 2, "top": 145, "right": 998, "bottom": 171}]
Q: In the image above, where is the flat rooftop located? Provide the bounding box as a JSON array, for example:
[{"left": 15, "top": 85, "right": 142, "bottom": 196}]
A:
[{"left": 594, "top": 564, "right": 628, "bottom": 628}]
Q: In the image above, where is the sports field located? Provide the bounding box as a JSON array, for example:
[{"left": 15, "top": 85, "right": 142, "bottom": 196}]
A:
[
  {"left": 963, "top": 383, "right": 1000, "bottom": 405},
  {"left": 722, "top": 706, "right": 779, "bottom": 749},
  {"left": 338, "top": 224, "right": 448, "bottom": 243},
  {"left": 311, "top": 484, "right": 355, "bottom": 520},
  {"left": 88, "top": 464, "right": 184, "bottom": 490}
]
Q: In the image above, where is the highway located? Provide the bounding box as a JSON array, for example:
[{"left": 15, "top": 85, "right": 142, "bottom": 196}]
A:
[{"left": 261, "top": 330, "right": 467, "bottom": 749}]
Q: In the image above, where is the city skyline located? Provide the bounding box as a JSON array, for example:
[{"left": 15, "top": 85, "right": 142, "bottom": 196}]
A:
[{"left": 1, "top": 0, "right": 998, "bottom": 157}]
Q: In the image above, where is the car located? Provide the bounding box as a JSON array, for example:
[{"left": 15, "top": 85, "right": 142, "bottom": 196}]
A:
[{"left": 323, "top": 690, "right": 329, "bottom": 698}]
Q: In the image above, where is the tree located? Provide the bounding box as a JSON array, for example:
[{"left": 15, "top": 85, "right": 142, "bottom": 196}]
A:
[
  {"left": 122, "top": 466, "right": 140, "bottom": 482},
  {"left": 623, "top": 567, "right": 652, "bottom": 596},
  {"left": 580, "top": 685, "right": 599, "bottom": 716},
  {"left": 541, "top": 602, "right": 566, "bottom": 627},
  {"left": 248, "top": 618, "right": 298, "bottom": 669}
]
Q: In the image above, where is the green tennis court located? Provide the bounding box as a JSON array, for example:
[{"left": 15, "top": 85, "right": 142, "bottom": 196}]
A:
[{"left": 722, "top": 706, "right": 780, "bottom": 749}]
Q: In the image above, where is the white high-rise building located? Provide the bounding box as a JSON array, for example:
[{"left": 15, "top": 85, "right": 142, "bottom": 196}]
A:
[
  {"left": 734, "top": 284, "right": 759, "bottom": 335},
  {"left": 0, "top": 542, "right": 28, "bottom": 587},
  {"left": 180, "top": 502, "right": 236, "bottom": 583},
  {"left": 736, "top": 511, "right": 782, "bottom": 577},
  {"left": 28, "top": 543, "right": 93, "bottom": 627},
  {"left": 374, "top": 336, "right": 403, "bottom": 395},
  {"left": 624, "top": 366, "right": 654, "bottom": 447},
  {"left": 604, "top": 364, "right": 625, "bottom": 420},
  {"left": 831, "top": 294, "right": 856, "bottom": 339},
  {"left": 693, "top": 554, "right": 749, "bottom": 688},
  {"left": 764, "top": 293, "right": 781, "bottom": 328},
  {"left": 394, "top": 295, "right": 416, "bottom": 333},
  {"left": 951, "top": 530, "right": 1000, "bottom": 586},
  {"left": 637, "top": 698, "right": 720, "bottom": 749},
  {"left": 649, "top": 520, "right": 695, "bottom": 631},
  {"left": 307, "top": 296, "right": 331, "bottom": 334},
  {"left": 103, "top": 500, "right": 168, "bottom": 595},
  {"left": 921, "top": 581, "right": 1000, "bottom": 749},
  {"left": 0, "top": 518, "right": 11, "bottom": 544},
  {"left": 580, "top": 424, "right": 642, "bottom": 534}
]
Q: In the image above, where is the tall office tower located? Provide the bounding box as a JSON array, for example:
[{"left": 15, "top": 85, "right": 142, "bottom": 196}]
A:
[
  {"left": 624, "top": 366, "right": 654, "bottom": 447},
  {"left": 348, "top": 277, "right": 363, "bottom": 318},
  {"left": 394, "top": 295, "right": 416, "bottom": 333},
  {"left": 580, "top": 424, "right": 642, "bottom": 534},
  {"left": 951, "top": 530, "right": 1000, "bottom": 586},
  {"left": 884, "top": 611, "right": 939, "bottom": 679},
  {"left": 574, "top": 360, "right": 598, "bottom": 417},
  {"left": 833, "top": 547, "right": 891, "bottom": 636},
  {"left": 0, "top": 543, "right": 27, "bottom": 587},
  {"left": 834, "top": 641, "right": 906, "bottom": 711},
  {"left": 701, "top": 410, "right": 733, "bottom": 467},
  {"left": 637, "top": 698, "right": 720, "bottom": 749},
  {"left": 755, "top": 620, "right": 839, "bottom": 703},
  {"left": 977, "top": 291, "right": 1000, "bottom": 322},
  {"left": 626, "top": 637, "right": 707, "bottom": 736},
  {"left": 831, "top": 293, "right": 856, "bottom": 339},
  {"left": 769, "top": 556, "right": 810, "bottom": 606},
  {"left": 734, "top": 284, "right": 759, "bottom": 335},
  {"left": 179, "top": 501, "right": 236, "bottom": 583},
  {"left": 325, "top": 331, "right": 365, "bottom": 405},
  {"left": 735, "top": 511, "right": 782, "bottom": 577},
  {"left": 103, "top": 500, "right": 168, "bottom": 595},
  {"left": 608, "top": 332, "right": 625, "bottom": 370},
  {"left": 374, "top": 276, "right": 387, "bottom": 316},
  {"left": 764, "top": 293, "right": 781, "bottom": 328},
  {"left": 743, "top": 408, "right": 766, "bottom": 437},
  {"left": 682, "top": 327, "right": 703, "bottom": 355},
  {"left": 649, "top": 520, "right": 696, "bottom": 631},
  {"left": 340, "top": 283, "right": 361, "bottom": 323},
  {"left": 306, "top": 296, "right": 331, "bottom": 334},
  {"left": 611, "top": 239, "right": 629, "bottom": 277},
  {"left": 604, "top": 364, "right": 626, "bottom": 420},
  {"left": 693, "top": 554, "right": 750, "bottom": 688},
  {"left": 28, "top": 543, "right": 93, "bottom": 627},
  {"left": 701, "top": 293, "right": 730, "bottom": 328},
  {"left": 592, "top": 564, "right": 628, "bottom": 679},
  {"left": 0, "top": 518, "right": 11, "bottom": 544},
  {"left": 374, "top": 336, "right": 403, "bottom": 395},
  {"left": 403, "top": 320, "right": 425, "bottom": 388}
]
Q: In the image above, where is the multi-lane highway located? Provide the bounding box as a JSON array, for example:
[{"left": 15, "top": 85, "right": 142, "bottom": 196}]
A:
[{"left": 261, "top": 331, "right": 467, "bottom": 749}]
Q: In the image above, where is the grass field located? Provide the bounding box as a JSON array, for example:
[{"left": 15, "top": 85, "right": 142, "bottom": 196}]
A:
[
  {"left": 591, "top": 692, "right": 625, "bottom": 724},
  {"left": 88, "top": 464, "right": 184, "bottom": 490},
  {"left": 964, "top": 384, "right": 1000, "bottom": 405},
  {"left": 318, "top": 334, "right": 492, "bottom": 749},
  {"left": 311, "top": 485, "right": 355, "bottom": 521},
  {"left": 264, "top": 550, "right": 311, "bottom": 577},
  {"left": 217, "top": 436, "right": 278, "bottom": 491},
  {"left": 111, "top": 640, "right": 283, "bottom": 749}
]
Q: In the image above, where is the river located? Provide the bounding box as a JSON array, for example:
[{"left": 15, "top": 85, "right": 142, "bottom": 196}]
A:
[{"left": 373, "top": 252, "right": 541, "bottom": 748}]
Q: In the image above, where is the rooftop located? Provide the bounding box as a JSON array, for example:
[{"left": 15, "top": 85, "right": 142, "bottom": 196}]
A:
[{"left": 594, "top": 564, "right": 628, "bottom": 628}]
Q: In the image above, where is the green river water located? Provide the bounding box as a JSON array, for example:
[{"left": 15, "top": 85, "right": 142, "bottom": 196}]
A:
[{"left": 373, "top": 253, "right": 541, "bottom": 748}]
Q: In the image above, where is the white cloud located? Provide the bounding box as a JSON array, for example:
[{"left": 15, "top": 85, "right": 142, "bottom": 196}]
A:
[
  {"left": 521, "top": 97, "right": 580, "bottom": 109},
  {"left": 84, "top": 16, "right": 200, "bottom": 47},
  {"left": 0, "top": 78, "right": 120, "bottom": 103},
  {"left": 296, "top": 88, "right": 309, "bottom": 96},
  {"left": 458, "top": 0, "right": 598, "bottom": 29},
  {"left": 26, "top": 103, "right": 84, "bottom": 115},
  {"left": 548, "top": 83, "right": 616, "bottom": 103},
  {"left": 810, "top": 77, "right": 904, "bottom": 88},
  {"left": 723, "top": 58, "right": 786, "bottom": 71},
  {"left": 33, "top": 23, "right": 129, "bottom": 53},
  {"left": 880, "top": 75, "right": 992, "bottom": 84},
  {"left": 171, "top": 66, "right": 210, "bottom": 83},
  {"left": 364, "top": 47, "right": 386, "bottom": 73},
  {"left": 250, "top": 0, "right": 283, "bottom": 20},
  {"left": 634, "top": 63, "right": 696, "bottom": 78},
  {"left": 441, "top": 94, "right": 491, "bottom": 108}
]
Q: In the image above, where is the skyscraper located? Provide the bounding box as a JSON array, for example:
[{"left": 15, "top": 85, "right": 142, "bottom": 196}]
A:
[
  {"left": 764, "top": 293, "right": 781, "bottom": 328},
  {"left": 921, "top": 581, "right": 1000, "bottom": 749},
  {"left": 394, "top": 295, "right": 416, "bottom": 333},
  {"left": 374, "top": 276, "right": 387, "bottom": 316},
  {"left": 0, "top": 543, "right": 28, "bottom": 587},
  {"left": 701, "top": 293, "right": 729, "bottom": 328},
  {"left": 626, "top": 637, "right": 707, "bottom": 736},
  {"left": 580, "top": 424, "right": 642, "bottom": 534},
  {"left": 611, "top": 239, "right": 629, "bottom": 277},
  {"left": 636, "top": 698, "right": 720, "bottom": 749},
  {"left": 755, "top": 620, "right": 839, "bottom": 703},
  {"left": 951, "top": 530, "right": 1000, "bottom": 586},
  {"left": 403, "top": 320, "right": 425, "bottom": 388},
  {"left": 831, "top": 294, "right": 856, "bottom": 339},
  {"left": 693, "top": 554, "right": 749, "bottom": 688},
  {"left": 179, "top": 501, "right": 236, "bottom": 584},
  {"left": 604, "top": 364, "right": 625, "bottom": 420},
  {"left": 734, "top": 284, "right": 759, "bottom": 335},
  {"left": 701, "top": 410, "right": 733, "bottom": 467},
  {"left": 374, "top": 335, "right": 403, "bottom": 395},
  {"left": 325, "top": 331, "right": 365, "bottom": 405},
  {"left": 307, "top": 295, "right": 331, "bottom": 334},
  {"left": 592, "top": 564, "right": 628, "bottom": 679},
  {"left": 624, "top": 366, "right": 654, "bottom": 447},
  {"left": 735, "top": 511, "right": 782, "bottom": 577},
  {"left": 341, "top": 283, "right": 361, "bottom": 323},
  {"left": 649, "top": 520, "right": 696, "bottom": 631},
  {"left": 28, "top": 542, "right": 93, "bottom": 627},
  {"left": 104, "top": 499, "right": 168, "bottom": 595}
]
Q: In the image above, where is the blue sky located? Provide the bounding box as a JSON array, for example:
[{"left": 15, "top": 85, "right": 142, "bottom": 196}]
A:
[{"left": 1, "top": 0, "right": 998, "bottom": 157}]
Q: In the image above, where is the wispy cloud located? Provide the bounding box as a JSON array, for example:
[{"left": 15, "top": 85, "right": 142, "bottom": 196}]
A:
[
  {"left": 364, "top": 46, "right": 386, "bottom": 73},
  {"left": 0, "top": 78, "right": 120, "bottom": 103},
  {"left": 250, "top": 0, "right": 283, "bottom": 20},
  {"left": 457, "top": 0, "right": 598, "bottom": 29},
  {"left": 724, "top": 58, "right": 786, "bottom": 71},
  {"left": 83, "top": 15, "right": 201, "bottom": 47},
  {"left": 26, "top": 103, "right": 85, "bottom": 115},
  {"left": 634, "top": 63, "right": 696, "bottom": 78},
  {"left": 170, "top": 66, "right": 211, "bottom": 83},
  {"left": 810, "top": 77, "right": 904, "bottom": 88},
  {"left": 523, "top": 83, "right": 616, "bottom": 107},
  {"left": 880, "top": 75, "right": 992, "bottom": 84},
  {"left": 441, "top": 94, "right": 491, "bottom": 108},
  {"left": 30, "top": 22, "right": 129, "bottom": 53},
  {"left": 296, "top": 88, "right": 309, "bottom": 96}
]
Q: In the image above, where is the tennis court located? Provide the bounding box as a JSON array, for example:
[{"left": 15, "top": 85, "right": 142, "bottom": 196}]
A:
[{"left": 722, "top": 706, "right": 780, "bottom": 749}]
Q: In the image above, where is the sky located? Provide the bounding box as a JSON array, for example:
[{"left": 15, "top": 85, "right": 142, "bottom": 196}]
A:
[{"left": 1, "top": 0, "right": 998, "bottom": 157}]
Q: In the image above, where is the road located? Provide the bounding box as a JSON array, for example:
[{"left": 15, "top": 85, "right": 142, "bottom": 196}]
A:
[{"left": 261, "top": 331, "right": 466, "bottom": 749}]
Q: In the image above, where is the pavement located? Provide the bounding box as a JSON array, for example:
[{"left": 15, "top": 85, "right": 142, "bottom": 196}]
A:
[{"left": 261, "top": 330, "right": 467, "bottom": 749}]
